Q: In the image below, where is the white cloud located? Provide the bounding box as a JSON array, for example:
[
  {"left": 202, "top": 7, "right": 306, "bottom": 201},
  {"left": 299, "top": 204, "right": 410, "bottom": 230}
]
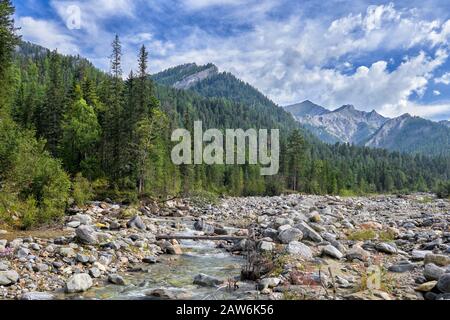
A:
[
  {"left": 435, "top": 72, "right": 450, "bottom": 85},
  {"left": 17, "top": 17, "right": 79, "bottom": 54},
  {"left": 182, "top": 0, "right": 244, "bottom": 10},
  {"left": 16, "top": 1, "right": 450, "bottom": 119},
  {"left": 433, "top": 90, "right": 441, "bottom": 96}
]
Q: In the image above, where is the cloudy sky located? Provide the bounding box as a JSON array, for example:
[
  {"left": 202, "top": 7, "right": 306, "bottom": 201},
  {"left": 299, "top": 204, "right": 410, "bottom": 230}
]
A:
[{"left": 13, "top": 0, "right": 450, "bottom": 121}]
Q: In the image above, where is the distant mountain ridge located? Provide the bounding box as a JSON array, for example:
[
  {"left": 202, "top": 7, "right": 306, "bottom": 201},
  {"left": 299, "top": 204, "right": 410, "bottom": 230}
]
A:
[{"left": 284, "top": 100, "right": 450, "bottom": 156}]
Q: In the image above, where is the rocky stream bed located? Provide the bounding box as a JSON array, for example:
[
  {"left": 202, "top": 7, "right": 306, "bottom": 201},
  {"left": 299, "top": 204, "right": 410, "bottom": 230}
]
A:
[{"left": 0, "top": 193, "right": 449, "bottom": 300}]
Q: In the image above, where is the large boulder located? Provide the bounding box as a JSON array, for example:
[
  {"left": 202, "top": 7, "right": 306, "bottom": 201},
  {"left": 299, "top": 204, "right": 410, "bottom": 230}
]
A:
[
  {"left": 65, "top": 273, "right": 93, "bottom": 293},
  {"left": 375, "top": 242, "right": 397, "bottom": 254},
  {"left": 75, "top": 225, "right": 98, "bottom": 244},
  {"left": 278, "top": 228, "right": 303, "bottom": 244}
]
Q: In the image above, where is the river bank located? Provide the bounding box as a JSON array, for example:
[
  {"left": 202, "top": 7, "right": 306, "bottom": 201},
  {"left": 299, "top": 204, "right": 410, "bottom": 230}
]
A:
[{"left": 0, "top": 193, "right": 449, "bottom": 300}]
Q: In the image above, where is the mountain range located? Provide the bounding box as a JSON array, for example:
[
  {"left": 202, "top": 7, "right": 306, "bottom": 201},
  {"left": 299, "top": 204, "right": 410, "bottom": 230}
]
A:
[
  {"left": 152, "top": 63, "right": 450, "bottom": 156},
  {"left": 284, "top": 100, "right": 450, "bottom": 156}
]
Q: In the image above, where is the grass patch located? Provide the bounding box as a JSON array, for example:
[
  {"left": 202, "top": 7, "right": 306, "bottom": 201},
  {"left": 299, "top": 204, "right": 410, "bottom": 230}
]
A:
[{"left": 347, "top": 229, "right": 377, "bottom": 241}]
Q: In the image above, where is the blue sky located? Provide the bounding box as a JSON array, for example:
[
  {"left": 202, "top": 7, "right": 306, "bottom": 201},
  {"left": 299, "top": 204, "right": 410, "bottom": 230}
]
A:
[{"left": 13, "top": 0, "right": 450, "bottom": 121}]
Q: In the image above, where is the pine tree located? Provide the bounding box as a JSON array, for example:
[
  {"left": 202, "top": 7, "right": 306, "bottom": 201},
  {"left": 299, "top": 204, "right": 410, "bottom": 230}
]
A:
[
  {"left": 103, "top": 35, "right": 124, "bottom": 185},
  {"left": 39, "top": 50, "right": 66, "bottom": 155},
  {"left": 0, "top": 0, "right": 20, "bottom": 108}
]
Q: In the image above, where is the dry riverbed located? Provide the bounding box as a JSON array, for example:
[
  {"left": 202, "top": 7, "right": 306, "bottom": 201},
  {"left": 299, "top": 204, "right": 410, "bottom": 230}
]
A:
[{"left": 0, "top": 193, "right": 449, "bottom": 300}]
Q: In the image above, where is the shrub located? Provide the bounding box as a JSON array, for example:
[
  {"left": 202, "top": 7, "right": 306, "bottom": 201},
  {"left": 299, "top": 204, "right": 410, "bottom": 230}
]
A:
[
  {"left": 0, "top": 121, "right": 71, "bottom": 228},
  {"left": 72, "top": 173, "right": 94, "bottom": 207},
  {"left": 347, "top": 229, "right": 377, "bottom": 241},
  {"left": 436, "top": 181, "right": 450, "bottom": 199}
]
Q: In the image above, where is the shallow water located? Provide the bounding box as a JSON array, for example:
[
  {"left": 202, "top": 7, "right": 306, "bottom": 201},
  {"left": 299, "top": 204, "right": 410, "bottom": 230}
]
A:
[{"left": 59, "top": 226, "right": 256, "bottom": 300}]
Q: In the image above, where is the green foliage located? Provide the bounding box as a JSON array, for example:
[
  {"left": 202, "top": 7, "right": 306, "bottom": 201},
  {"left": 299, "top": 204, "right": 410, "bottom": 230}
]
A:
[
  {"left": 0, "top": 120, "right": 70, "bottom": 228},
  {"left": 436, "top": 181, "right": 450, "bottom": 199},
  {"left": 72, "top": 173, "right": 94, "bottom": 207},
  {"left": 347, "top": 229, "right": 377, "bottom": 241}
]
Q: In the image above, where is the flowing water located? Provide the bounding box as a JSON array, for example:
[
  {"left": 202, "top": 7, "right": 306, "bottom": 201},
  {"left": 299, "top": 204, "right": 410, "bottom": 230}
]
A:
[{"left": 57, "top": 224, "right": 258, "bottom": 300}]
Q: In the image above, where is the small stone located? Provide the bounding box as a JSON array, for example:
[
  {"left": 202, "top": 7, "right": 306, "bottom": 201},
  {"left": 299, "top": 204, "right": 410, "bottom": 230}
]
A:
[
  {"left": 76, "top": 225, "right": 98, "bottom": 244},
  {"left": 76, "top": 253, "right": 90, "bottom": 264},
  {"left": 411, "top": 250, "right": 432, "bottom": 261},
  {"left": 89, "top": 267, "right": 102, "bottom": 278},
  {"left": 143, "top": 256, "right": 158, "bottom": 264},
  {"left": 127, "top": 215, "right": 146, "bottom": 230},
  {"left": 388, "top": 261, "right": 418, "bottom": 273},
  {"left": 424, "top": 263, "right": 446, "bottom": 281},
  {"left": 375, "top": 242, "right": 397, "bottom": 254},
  {"left": 193, "top": 273, "right": 223, "bottom": 287},
  {"left": 67, "top": 221, "right": 81, "bottom": 228},
  {"left": 285, "top": 241, "right": 313, "bottom": 260},
  {"left": 258, "top": 277, "right": 281, "bottom": 290},
  {"left": 322, "top": 245, "right": 343, "bottom": 259},
  {"left": 258, "top": 241, "right": 275, "bottom": 252},
  {"left": 33, "top": 263, "right": 49, "bottom": 273},
  {"left": 437, "top": 274, "right": 450, "bottom": 293},
  {"left": 346, "top": 246, "right": 370, "bottom": 262},
  {"left": 424, "top": 254, "right": 450, "bottom": 267},
  {"left": 20, "top": 292, "right": 55, "bottom": 300},
  {"left": 295, "top": 222, "right": 323, "bottom": 243},
  {"left": 16, "top": 247, "right": 30, "bottom": 259},
  {"left": 108, "top": 274, "right": 126, "bottom": 285},
  {"left": 59, "top": 247, "right": 76, "bottom": 258},
  {"left": 416, "top": 281, "right": 437, "bottom": 292},
  {"left": 0, "top": 270, "right": 19, "bottom": 286},
  {"left": 65, "top": 273, "right": 93, "bottom": 293},
  {"left": 145, "top": 288, "right": 192, "bottom": 300}
]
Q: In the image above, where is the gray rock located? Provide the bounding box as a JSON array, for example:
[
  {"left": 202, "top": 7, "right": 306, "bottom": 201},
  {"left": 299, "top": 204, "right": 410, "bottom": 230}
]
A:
[
  {"left": 375, "top": 243, "right": 397, "bottom": 254},
  {"left": 16, "top": 247, "right": 30, "bottom": 259},
  {"left": 346, "top": 246, "right": 370, "bottom": 262},
  {"left": 33, "top": 263, "right": 49, "bottom": 272},
  {"left": 437, "top": 274, "right": 450, "bottom": 293},
  {"left": 76, "top": 225, "right": 98, "bottom": 244},
  {"left": 127, "top": 216, "right": 146, "bottom": 230},
  {"left": 285, "top": 241, "right": 313, "bottom": 260},
  {"left": 258, "top": 277, "right": 281, "bottom": 290},
  {"left": 89, "top": 267, "right": 102, "bottom": 278},
  {"left": 424, "top": 263, "right": 446, "bottom": 281},
  {"left": 76, "top": 253, "right": 90, "bottom": 264},
  {"left": 388, "top": 261, "right": 418, "bottom": 273},
  {"left": 424, "top": 254, "right": 450, "bottom": 267},
  {"left": 108, "top": 274, "right": 126, "bottom": 285},
  {"left": 258, "top": 241, "right": 275, "bottom": 252},
  {"left": 67, "top": 221, "right": 81, "bottom": 228},
  {"left": 411, "top": 250, "right": 432, "bottom": 261},
  {"left": 20, "top": 292, "right": 55, "bottom": 300},
  {"left": 70, "top": 214, "right": 92, "bottom": 225},
  {"left": 0, "top": 261, "right": 9, "bottom": 271},
  {"left": 30, "top": 243, "right": 40, "bottom": 251},
  {"left": 193, "top": 273, "right": 222, "bottom": 287},
  {"left": 65, "top": 273, "right": 93, "bottom": 293},
  {"left": 145, "top": 288, "right": 192, "bottom": 300},
  {"left": 278, "top": 228, "right": 303, "bottom": 244},
  {"left": 322, "top": 245, "right": 343, "bottom": 259},
  {"left": 295, "top": 222, "right": 323, "bottom": 243},
  {"left": 0, "top": 270, "right": 19, "bottom": 286},
  {"left": 59, "top": 247, "right": 76, "bottom": 258},
  {"left": 143, "top": 256, "right": 158, "bottom": 264}
]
